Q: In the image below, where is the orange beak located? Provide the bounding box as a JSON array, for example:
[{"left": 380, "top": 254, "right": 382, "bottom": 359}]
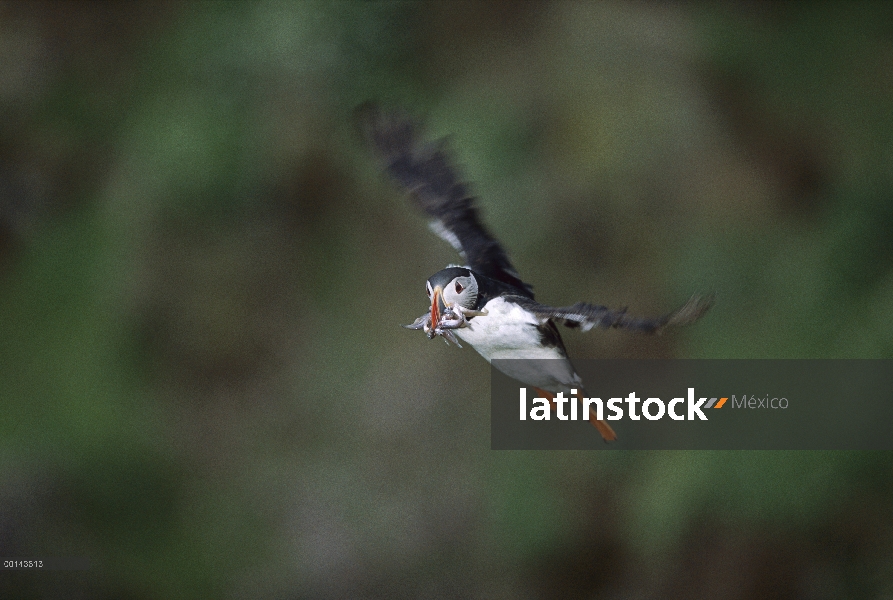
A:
[{"left": 430, "top": 286, "right": 443, "bottom": 329}]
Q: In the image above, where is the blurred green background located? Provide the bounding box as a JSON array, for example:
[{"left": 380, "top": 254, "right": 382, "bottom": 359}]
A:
[{"left": 1, "top": 1, "right": 892, "bottom": 598}]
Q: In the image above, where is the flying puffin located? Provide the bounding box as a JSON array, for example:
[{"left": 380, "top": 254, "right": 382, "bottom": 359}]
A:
[{"left": 358, "top": 103, "right": 713, "bottom": 441}]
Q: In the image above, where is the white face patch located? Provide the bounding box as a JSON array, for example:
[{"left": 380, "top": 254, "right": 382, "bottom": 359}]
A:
[{"left": 441, "top": 274, "right": 478, "bottom": 309}]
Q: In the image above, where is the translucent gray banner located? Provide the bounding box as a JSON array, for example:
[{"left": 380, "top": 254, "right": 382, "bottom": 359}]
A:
[{"left": 490, "top": 359, "right": 893, "bottom": 450}]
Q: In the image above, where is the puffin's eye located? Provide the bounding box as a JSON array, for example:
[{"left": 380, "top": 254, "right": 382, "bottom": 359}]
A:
[
  {"left": 455, "top": 281, "right": 464, "bottom": 293},
  {"left": 426, "top": 285, "right": 432, "bottom": 297}
]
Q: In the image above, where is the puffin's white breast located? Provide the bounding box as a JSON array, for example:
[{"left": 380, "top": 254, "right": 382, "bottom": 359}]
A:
[
  {"left": 453, "top": 297, "right": 554, "bottom": 359},
  {"left": 454, "top": 297, "right": 580, "bottom": 391}
]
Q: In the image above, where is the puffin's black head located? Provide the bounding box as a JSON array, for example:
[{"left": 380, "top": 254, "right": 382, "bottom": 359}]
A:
[{"left": 425, "top": 267, "right": 479, "bottom": 326}]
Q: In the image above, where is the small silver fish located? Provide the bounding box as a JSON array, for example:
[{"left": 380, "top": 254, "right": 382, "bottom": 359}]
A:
[{"left": 402, "top": 306, "right": 466, "bottom": 347}]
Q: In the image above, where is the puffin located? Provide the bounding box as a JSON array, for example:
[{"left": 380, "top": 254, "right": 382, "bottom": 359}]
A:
[{"left": 358, "top": 103, "right": 713, "bottom": 441}]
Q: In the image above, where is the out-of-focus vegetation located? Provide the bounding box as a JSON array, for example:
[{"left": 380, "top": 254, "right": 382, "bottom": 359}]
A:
[{"left": 1, "top": 2, "right": 891, "bottom": 598}]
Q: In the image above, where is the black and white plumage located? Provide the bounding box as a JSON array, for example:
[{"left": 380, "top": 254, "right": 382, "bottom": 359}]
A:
[{"left": 359, "top": 103, "right": 713, "bottom": 441}]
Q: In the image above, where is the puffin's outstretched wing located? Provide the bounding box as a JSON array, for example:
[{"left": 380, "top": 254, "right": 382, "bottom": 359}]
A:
[
  {"left": 358, "top": 103, "right": 533, "bottom": 297},
  {"left": 512, "top": 294, "right": 715, "bottom": 333}
]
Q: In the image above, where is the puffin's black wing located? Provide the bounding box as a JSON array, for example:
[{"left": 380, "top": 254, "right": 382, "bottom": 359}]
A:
[
  {"left": 358, "top": 103, "right": 533, "bottom": 297},
  {"left": 511, "top": 294, "right": 715, "bottom": 334}
]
